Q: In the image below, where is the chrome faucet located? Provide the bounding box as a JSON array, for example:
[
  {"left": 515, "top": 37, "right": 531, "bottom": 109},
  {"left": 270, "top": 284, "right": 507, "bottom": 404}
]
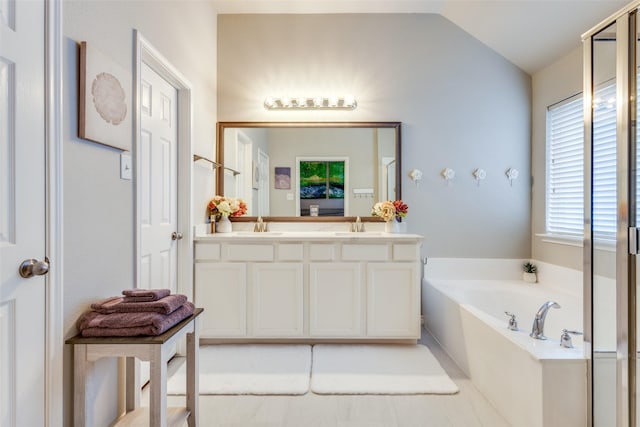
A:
[
  {"left": 530, "top": 300, "right": 561, "bottom": 340},
  {"left": 254, "top": 216, "right": 268, "bottom": 232},
  {"left": 351, "top": 216, "right": 365, "bottom": 232}
]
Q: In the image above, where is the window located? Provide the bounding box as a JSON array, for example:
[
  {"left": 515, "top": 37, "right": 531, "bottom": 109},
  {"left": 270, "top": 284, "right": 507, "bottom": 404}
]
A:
[
  {"left": 546, "top": 94, "right": 584, "bottom": 238},
  {"left": 546, "top": 82, "right": 618, "bottom": 243},
  {"left": 297, "top": 158, "right": 347, "bottom": 217}
]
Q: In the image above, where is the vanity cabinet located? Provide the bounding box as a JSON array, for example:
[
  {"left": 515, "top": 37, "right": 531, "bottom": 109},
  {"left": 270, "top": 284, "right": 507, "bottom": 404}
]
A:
[
  {"left": 194, "top": 233, "right": 422, "bottom": 341},
  {"left": 195, "top": 262, "right": 246, "bottom": 337},
  {"left": 367, "top": 262, "right": 420, "bottom": 337},
  {"left": 250, "top": 263, "right": 304, "bottom": 337},
  {"left": 309, "top": 262, "right": 363, "bottom": 337}
]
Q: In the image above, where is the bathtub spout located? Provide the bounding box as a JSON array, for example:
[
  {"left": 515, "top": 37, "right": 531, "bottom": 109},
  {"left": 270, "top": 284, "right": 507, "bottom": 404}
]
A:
[{"left": 530, "top": 301, "right": 561, "bottom": 340}]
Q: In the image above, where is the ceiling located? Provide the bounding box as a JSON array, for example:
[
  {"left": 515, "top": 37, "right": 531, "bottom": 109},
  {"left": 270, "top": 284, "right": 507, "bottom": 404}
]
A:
[{"left": 211, "top": 0, "right": 630, "bottom": 75}]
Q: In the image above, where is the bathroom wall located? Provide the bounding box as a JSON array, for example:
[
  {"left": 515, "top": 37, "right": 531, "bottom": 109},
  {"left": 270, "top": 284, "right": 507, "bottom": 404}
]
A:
[
  {"left": 62, "top": 1, "right": 217, "bottom": 425},
  {"left": 531, "top": 46, "right": 583, "bottom": 270},
  {"left": 217, "top": 14, "right": 532, "bottom": 258}
]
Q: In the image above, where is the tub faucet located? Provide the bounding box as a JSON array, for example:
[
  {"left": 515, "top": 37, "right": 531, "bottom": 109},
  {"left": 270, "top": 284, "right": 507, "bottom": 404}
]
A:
[{"left": 530, "top": 300, "right": 561, "bottom": 340}]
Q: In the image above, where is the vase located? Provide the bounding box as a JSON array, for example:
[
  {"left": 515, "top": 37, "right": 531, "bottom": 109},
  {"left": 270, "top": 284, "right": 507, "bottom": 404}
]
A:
[
  {"left": 523, "top": 272, "right": 537, "bottom": 283},
  {"left": 217, "top": 216, "right": 233, "bottom": 233},
  {"left": 384, "top": 220, "right": 401, "bottom": 233}
]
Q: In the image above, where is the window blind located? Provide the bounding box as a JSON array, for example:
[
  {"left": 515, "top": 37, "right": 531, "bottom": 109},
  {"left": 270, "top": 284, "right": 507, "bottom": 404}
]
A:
[
  {"left": 546, "top": 81, "right": 618, "bottom": 243},
  {"left": 547, "top": 94, "right": 584, "bottom": 237}
]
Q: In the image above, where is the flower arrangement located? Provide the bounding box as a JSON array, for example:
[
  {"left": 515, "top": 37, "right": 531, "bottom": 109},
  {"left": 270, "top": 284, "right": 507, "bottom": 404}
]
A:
[
  {"left": 371, "top": 200, "right": 409, "bottom": 222},
  {"left": 208, "top": 196, "right": 247, "bottom": 220}
]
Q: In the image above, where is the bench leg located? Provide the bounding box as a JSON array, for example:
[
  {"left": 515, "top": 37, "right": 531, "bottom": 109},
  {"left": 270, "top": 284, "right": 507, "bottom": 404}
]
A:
[
  {"left": 149, "top": 346, "right": 168, "bottom": 427},
  {"left": 186, "top": 328, "right": 199, "bottom": 426}
]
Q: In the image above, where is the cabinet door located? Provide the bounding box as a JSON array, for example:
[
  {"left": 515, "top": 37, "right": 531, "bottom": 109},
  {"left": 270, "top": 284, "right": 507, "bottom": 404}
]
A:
[
  {"left": 195, "top": 263, "right": 247, "bottom": 337},
  {"left": 250, "top": 263, "right": 304, "bottom": 337},
  {"left": 367, "top": 263, "right": 420, "bottom": 338},
  {"left": 309, "top": 263, "right": 363, "bottom": 337}
]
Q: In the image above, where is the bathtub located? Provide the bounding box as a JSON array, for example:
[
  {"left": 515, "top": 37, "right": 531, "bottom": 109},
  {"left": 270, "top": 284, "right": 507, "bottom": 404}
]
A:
[{"left": 422, "top": 260, "right": 587, "bottom": 427}]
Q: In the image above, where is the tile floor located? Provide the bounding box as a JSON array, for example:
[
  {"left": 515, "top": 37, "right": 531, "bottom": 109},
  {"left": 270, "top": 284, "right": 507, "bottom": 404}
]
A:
[{"left": 143, "top": 330, "right": 510, "bottom": 427}]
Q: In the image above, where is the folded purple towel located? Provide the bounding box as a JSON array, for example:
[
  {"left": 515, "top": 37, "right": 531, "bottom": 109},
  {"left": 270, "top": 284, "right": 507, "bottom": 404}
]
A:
[
  {"left": 90, "top": 294, "right": 188, "bottom": 315},
  {"left": 121, "top": 288, "right": 171, "bottom": 302},
  {"left": 77, "top": 301, "right": 195, "bottom": 337}
]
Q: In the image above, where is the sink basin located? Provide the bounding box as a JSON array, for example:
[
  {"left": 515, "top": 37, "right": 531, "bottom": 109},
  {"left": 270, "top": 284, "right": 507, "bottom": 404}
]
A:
[
  {"left": 333, "top": 232, "right": 384, "bottom": 237},
  {"left": 234, "top": 231, "right": 283, "bottom": 236}
]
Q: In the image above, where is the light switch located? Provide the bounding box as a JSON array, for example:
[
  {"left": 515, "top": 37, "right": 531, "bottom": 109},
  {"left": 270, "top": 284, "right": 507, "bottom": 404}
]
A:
[
  {"left": 120, "top": 152, "right": 132, "bottom": 180},
  {"left": 286, "top": 193, "right": 294, "bottom": 201}
]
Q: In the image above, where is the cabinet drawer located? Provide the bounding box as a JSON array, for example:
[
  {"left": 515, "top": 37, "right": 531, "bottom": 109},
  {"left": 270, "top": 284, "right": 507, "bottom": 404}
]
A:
[
  {"left": 278, "top": 244, "right": 304, "bottom": 261},
  {"left": 225, "top": 244, "right": 274, "bottom": 261},
  {"left": 309, "top": 244, "right": 336, "bottom": 261},
  {"left": 342, "top": 244, "right": 388, "bottom": 261},
  {"left": 393, "top": 244, "right": 419, "bottom": 261},
  {"left": 195, "top": 243, "right": 220, "bottom": 261}
]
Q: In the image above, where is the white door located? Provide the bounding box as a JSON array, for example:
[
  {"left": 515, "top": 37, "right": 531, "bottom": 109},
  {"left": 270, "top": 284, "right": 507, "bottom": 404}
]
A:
[
  {"left": 139, "top": 62, "right": 178, "bottom": 292},
  {"left": 0, "top": 1, "right": 47, "bottom": 426}
]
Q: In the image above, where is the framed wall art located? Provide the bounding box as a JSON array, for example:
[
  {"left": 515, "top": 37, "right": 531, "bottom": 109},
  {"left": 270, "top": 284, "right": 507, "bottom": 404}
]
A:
[
  {"left": 274, "top": 167, "right": 291, "bottom": 189},
  {"left": 78, "top": 41, "right": 131, "bottom": 151}
]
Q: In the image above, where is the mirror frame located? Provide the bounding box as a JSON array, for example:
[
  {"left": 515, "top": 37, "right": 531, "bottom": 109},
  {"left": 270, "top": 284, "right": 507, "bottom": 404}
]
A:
[{"left": 216, "top": 121, "right": 402, "bottom": 222}]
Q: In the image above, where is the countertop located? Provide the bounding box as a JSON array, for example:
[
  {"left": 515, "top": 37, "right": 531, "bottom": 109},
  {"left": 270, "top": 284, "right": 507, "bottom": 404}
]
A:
[{"left": 194, "top": 231, "right": 423, "bottom": 242}]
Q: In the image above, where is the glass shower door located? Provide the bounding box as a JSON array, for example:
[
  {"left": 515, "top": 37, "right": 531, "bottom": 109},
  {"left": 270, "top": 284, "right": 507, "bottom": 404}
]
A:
[{"left": 590, "top": 20, "right": 618, "bottom": 427}]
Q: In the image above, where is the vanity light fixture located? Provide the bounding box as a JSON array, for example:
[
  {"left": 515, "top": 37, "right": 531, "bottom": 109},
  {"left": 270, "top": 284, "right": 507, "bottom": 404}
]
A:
[{"left": 264, "top": 95, "right": 357, "bottom": 110}]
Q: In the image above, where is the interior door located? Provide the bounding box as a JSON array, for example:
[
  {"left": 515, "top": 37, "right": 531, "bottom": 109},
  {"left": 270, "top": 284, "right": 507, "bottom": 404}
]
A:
[
  {"left": 139, "top": 62, "right": 178, "bottom": 293},
  {"left": 139, "top": 62, "right": 178, "bottom": 385},
  {"left": 0, "top": 1, "right": 47, "bottom": 426}
]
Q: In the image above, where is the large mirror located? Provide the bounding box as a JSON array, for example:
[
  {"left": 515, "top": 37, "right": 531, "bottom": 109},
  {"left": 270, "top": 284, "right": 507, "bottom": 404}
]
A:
[{"left": 216, "top": 122, "right": 401, "bottom": 220}]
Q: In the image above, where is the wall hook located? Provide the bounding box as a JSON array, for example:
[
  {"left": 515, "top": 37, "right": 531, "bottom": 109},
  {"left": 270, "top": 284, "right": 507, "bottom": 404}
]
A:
[
  {"left": 441, "top": 168, "right": 455, "bottom": 185},
  {"left": 472, "top": 168, "right": 486, "bottom": 187},
  {"left": 409, "top": 169, "right": 423, "bottom": 187},
  {"left": 505, "top": 168, "right": 519, "bottom": 187}
]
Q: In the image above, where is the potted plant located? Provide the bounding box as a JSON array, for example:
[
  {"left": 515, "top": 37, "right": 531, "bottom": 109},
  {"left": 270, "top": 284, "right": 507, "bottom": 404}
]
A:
[{"left": 522, "top": 262, "right": 538, "bottom": 283}]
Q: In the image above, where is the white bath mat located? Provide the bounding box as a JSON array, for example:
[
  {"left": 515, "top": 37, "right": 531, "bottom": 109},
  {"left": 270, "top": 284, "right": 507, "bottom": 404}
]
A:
[
  {"left": 310, "top": 344, "right": 459, "bottom": 395},
  {"left": 167, "top": 344, "right": 311, "bottom": 395}
]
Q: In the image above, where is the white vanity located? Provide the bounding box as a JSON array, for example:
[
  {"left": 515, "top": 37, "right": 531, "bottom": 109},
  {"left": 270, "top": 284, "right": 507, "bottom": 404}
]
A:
[{"left": 194, "top": 231, "right": 423, "bottom": 342}]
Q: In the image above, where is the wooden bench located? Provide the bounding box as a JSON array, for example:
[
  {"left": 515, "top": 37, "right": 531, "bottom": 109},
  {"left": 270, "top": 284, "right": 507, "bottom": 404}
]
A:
[{"left": 66, "top": 308, "right": 203, "bottom": 427}]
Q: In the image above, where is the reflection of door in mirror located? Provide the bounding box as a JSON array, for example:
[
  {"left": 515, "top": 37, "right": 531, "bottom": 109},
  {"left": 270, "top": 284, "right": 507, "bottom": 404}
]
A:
[
  {"left": 224, "top": 129, "right": 253, "bottom": 214},
  {"left": 223, "top": 127, "right": 269, "bottom": 216},
  {"left": 257, "top": 148, "right": 270, "bottom": 216},
  {"left": 382, "top": 158, "right": 396, "bottom": 201},
  {"left": 297, "top": 158, "right": 348, "bottom": 216}
]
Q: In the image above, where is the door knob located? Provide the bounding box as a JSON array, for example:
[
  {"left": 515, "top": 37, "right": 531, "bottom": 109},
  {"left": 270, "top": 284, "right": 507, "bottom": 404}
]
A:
[
  {"left": 171, "top": 231, "right": 183, "bottom": 241},
  {"left": 19, "top": 258, "right": 50, "bottom": 278}
]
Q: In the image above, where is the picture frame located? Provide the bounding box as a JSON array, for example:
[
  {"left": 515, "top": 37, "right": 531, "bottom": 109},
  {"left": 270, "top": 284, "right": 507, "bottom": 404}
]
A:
[
  {"left": 78, "top": 41, "right": 131, "bottom": 151},
  {"left": 274, "top": 167, "right": 291, "bottom": 189}
]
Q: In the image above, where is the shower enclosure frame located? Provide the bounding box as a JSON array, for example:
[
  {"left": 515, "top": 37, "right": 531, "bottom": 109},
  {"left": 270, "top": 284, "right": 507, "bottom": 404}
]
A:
[{"left": 584, "top": 2, "right": 640, "bottom": 425}]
